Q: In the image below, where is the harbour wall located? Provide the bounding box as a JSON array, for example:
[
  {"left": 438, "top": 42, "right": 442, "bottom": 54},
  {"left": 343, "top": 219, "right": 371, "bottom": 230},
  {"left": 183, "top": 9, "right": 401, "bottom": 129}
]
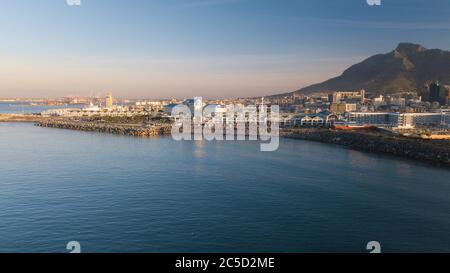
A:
[
  {"left": 36, "top": 120, "right": 172, "bottom": 137},
  {"left": 282, "top": 128, "right": 450, "bottom": 167}
]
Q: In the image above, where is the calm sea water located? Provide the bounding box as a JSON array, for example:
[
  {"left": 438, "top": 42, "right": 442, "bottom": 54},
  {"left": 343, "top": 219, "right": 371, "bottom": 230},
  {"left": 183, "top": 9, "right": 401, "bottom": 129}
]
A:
[
  {"left": 0, "top": 102, "right": 81, "bottom": 114},
  {"left": 0, "top": 122, "right": 450, "bottom": 253}
]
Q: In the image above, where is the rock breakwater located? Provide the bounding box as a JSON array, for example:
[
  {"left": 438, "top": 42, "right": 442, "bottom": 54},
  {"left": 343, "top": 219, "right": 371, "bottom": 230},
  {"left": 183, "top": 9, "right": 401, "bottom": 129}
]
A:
[
  {"left": 36, "top": 120, "right": 172, "bottom": 137},
  {"left": 282, "top": 128, "right": 450, "bottom": 167}
]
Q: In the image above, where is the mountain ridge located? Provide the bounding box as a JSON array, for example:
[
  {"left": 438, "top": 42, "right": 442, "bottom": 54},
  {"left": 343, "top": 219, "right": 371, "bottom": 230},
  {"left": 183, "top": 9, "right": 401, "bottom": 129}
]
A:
[{"left": 273, "top": 43, "right": 450, "bottom": 98}]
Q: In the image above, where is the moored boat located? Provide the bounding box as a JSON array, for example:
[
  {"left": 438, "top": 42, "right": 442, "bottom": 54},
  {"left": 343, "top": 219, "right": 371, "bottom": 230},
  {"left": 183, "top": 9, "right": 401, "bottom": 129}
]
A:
[{"left": 331, "top": 122, "right": 376, "bottom": 131}]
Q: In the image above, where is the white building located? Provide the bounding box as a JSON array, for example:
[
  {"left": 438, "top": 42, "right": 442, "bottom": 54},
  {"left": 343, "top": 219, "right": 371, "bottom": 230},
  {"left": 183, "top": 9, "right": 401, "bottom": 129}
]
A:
[
  {"left": 300, "top": 116, "right": 325, "bottom": 126},
  {"left": 347, "top": 112, "right": 395, "bottom": 126},
  {"left": 394, "top": 113, "right": 443, "bottom": 128},
  {"left": 347, "top": 112, "right": 445, "bottom": 128}
]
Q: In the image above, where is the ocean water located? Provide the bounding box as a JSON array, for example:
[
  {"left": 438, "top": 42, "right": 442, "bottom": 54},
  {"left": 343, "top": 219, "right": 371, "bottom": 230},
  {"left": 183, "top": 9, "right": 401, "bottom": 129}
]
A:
[
  {"left": 0, "top": 122, "right": 450, "bottom": 253},
  {"left": 0, "top": 102, "right": 81, "bottom": 114}
]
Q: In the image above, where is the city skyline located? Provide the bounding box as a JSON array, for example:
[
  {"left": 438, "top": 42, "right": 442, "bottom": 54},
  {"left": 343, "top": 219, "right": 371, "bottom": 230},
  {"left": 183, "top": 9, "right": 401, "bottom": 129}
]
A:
[
  {"left": 1, "top": 1, "right": 450, "bottom": 257},
  {"left": 1, "top": 0, "right": 450, "bottom": 99}
]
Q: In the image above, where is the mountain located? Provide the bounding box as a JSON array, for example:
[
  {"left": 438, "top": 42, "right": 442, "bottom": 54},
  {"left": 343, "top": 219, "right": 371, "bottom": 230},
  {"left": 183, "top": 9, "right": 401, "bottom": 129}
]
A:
[{"left": 282, "top": 43, "right": 450, "bottom": 97}]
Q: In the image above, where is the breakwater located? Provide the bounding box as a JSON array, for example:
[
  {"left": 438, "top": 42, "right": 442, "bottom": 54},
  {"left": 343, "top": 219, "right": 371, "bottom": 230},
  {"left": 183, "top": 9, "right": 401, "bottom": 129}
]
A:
[
  {"left": 0, "top": 114, "right": 44, "bottom": 123},
  {"left": 35, "top": 120, "right": 450, "bottom": 167},
  {"left": 36, "top": 120, "right": 172, "bottom": 137},
  {"left": 282, "top": 128, "right": 450, "bottom": 167}
]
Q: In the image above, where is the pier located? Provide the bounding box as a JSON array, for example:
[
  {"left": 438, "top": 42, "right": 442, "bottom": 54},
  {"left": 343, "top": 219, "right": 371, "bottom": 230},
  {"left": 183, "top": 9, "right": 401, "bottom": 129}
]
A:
[{"left": 36, "top": 119, "right": 172, "bottom": 137}]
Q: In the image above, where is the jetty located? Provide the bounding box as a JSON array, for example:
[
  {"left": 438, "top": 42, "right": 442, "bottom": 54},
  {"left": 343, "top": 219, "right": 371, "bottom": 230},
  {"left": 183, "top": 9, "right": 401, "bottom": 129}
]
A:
[
  {"left": 282, "top": 128, "right": 450, "bottom": 167},
  {"left": 36, "top": 119, "right": 172, "bottom": 137}
]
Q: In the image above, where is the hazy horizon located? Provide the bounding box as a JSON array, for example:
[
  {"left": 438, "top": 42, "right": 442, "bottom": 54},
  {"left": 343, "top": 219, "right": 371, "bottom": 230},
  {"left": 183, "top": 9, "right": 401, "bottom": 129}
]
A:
[{"left": 1, "top": 0, "right": 450, "bottom": 99}]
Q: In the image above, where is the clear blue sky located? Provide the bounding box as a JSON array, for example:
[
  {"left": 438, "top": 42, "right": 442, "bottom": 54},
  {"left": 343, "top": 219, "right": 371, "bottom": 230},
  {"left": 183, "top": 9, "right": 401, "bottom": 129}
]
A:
[{"left": 1, "top": 0, "right": 450, "bottom": 99}]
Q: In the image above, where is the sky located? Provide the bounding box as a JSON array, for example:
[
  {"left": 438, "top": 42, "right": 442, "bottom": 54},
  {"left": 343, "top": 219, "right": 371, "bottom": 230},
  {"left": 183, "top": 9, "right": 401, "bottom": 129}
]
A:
[{"left": 1, "top": 0, "right": 450, "bottom": 99}]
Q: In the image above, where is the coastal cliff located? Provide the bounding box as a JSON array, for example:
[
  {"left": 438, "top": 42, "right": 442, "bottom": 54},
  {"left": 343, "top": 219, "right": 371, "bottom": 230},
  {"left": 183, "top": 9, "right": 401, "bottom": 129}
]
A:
[{"left": 282, "top": 128, "right": 450, "bottom": 167}]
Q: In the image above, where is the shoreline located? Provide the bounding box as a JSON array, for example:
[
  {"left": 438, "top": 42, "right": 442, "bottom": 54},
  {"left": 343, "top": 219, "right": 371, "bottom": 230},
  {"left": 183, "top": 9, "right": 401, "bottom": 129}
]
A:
[
  {"left": 4, "top": 115, "right": 450, "bottom": 168},
  {"left": 282, "top": 128, "right": 450, "bottom": 168},
  {"left": 35, "top": 119, "right": 172, "bottom": 137},
  {"left": 0, "top": 113, "right": 44, "bottom": 123}
]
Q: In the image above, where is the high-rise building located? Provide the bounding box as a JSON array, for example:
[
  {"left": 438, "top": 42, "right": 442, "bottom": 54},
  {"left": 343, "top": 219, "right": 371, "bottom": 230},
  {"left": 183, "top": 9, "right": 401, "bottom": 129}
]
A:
[
  {"left": 429, "top": 82, "right": 449, "bottom": 105},
  {"left": 105, "top": 92, "right": 113, "bottom": 108}
]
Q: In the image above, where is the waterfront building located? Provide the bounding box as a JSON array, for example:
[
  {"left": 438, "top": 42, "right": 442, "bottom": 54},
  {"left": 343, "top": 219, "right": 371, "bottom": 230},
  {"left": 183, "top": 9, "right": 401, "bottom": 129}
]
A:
[
  {"left": 330, "top": 103, "right": 357, "bottom": 113},
  {"left": 41, "top": 104, "right": 149, "bottom": 118},
  {"left": 444, "top": 113, "right": 450, "bottom": 127},
  {"left": 394, "top": 113, "right": 443, "bottom": 128},
  {"left": 347, "top": 112, "right": 394, "bottom": 127},
  {"left": 332, "top": 89, "right": 365, "bottom": 103},
  {"left": 182, "top": 98, "right": 205, "bottom": 124},
  {"left": 83, "top": 103, "right": 101, "bottom": 112},
  {"left": 163, "top": 104, "right": 179, "bottom": 116},
  {"left": 287, "top": 113, "right": 339, "bottom": 127},
  {"left": 299, "top": 115, "right": 325, "bottom": 127},
  {"left": 390, "top": 97, "right": 406, "bottom": 107},
  {"left": 347, "top": 112, "right": 445, "bottom": 128},
  {"left": 400, "top": 113, "right": 443, "bottom": 128}
]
